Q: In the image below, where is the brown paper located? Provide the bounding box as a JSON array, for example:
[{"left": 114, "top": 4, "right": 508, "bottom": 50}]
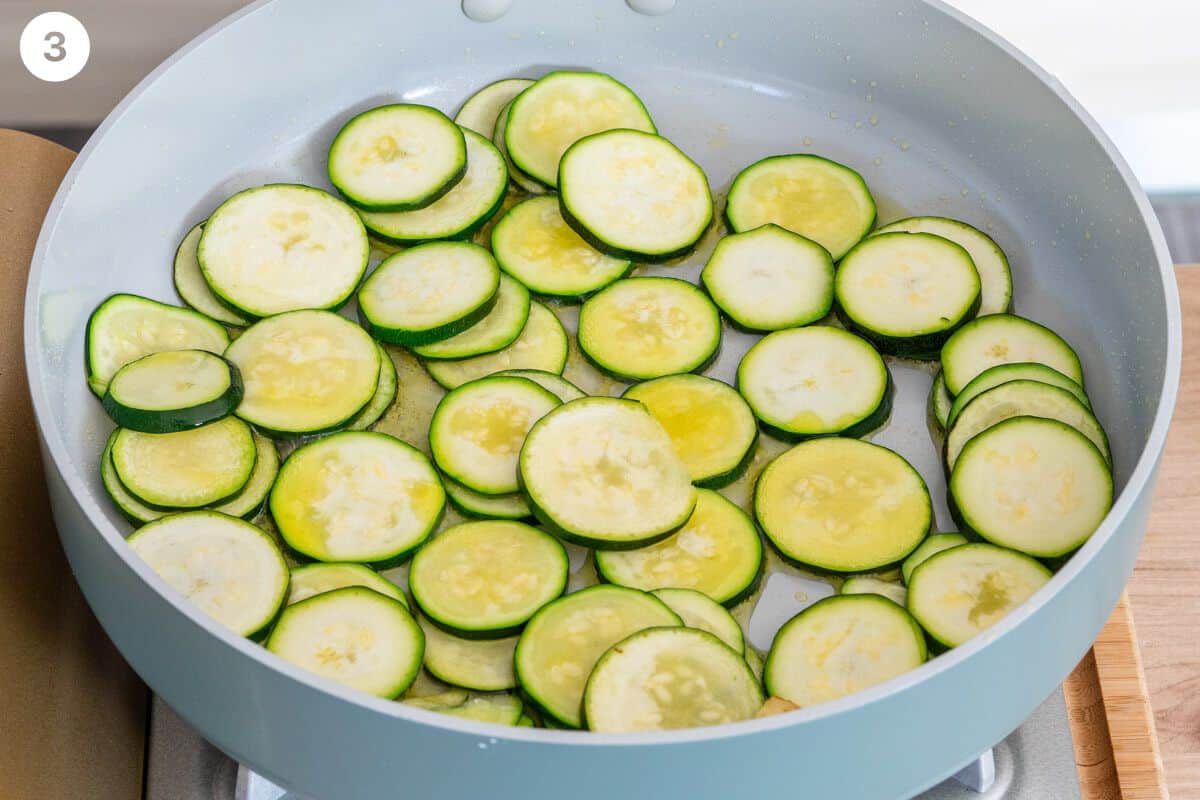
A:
[{"left": 0, "top": 129, "right": 147, "bottom": 800}]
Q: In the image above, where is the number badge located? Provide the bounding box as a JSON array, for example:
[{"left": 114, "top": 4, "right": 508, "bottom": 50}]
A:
[{"left": 20, "top": 12, "right": 90, "bottom": 82}]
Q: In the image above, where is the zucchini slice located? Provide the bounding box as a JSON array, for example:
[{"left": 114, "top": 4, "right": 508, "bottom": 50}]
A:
[
  {"left": 701, "top": 224, "right": 835, "bottom": 331},
  {"left": 225, "top": 310, "right": 380, "bottom": 437},
  {"left": 270, "top": 432, "right": 445, "bottom": 566},
  {"left": 442, "top": 476, "right": 532, "bottom": 520},
  {"left": 901, "top": 532, "right": 969, "bottom": 584},
  {"left": 840, "top": 576, "right": 907, "bottom": 607},
  {"left": 412, "top": 274, "right": 530, "bottom": 360},
  {"left": 594, "top": 489, "right": 762, "bottom": 606},
  {"left": 949, "top": 417, "right": 1113, "bottom": 558},
  {"left": 578, "top": 277, "right": 722, "bottom": 381},
  {"left": 102, "top": 350, "right": 242, "bottom": 434},
  {"left": 100, "top": 431, "right": 166, "bottom": 524},
  {"left": 346, "top": 344, "right": 398, "bottom": 431},
  {"left": 835, "top": 232, "right": 981, "bottom": 357},
  {"left": 494, "top": 369, "right": 586, "bottom": 402},
  {"left": 505, "top": 71, "right": 656, "bottom": 188},
  {"left": 430, "top": 375, "right": 561, "bottom": 495},
  {"left": 930, "top": 370, "right": 953, "bottom": 431},
  {"left": 907, "top": 543, "right": 1051, "bottom": 648},
  {"left": 454, "top": 77, "right": 533, "bottom": 137},
  {"left": 407, "top": 691, "right": 524, "bottom": 725},
  {"left": 328, "top": 104, "right": 466, "bottom": 211},
  {"left": 85, "top": 293, "right": 230, "bottom": 396},
  {"left": 651, "top": 588, "right": 745, "bottom": 654},
  {"left": 737, "top": 326, "right": 891, "bottom": 441},
  {"left": 287, "top": 562, "right": 407, "bottom": 607},
  {"left": 583, "top": 627, "right": 761, "bottom": 731},
  {"left": 128, "top": 511, "right": 288, "bottom": 639},
  {"left": 940, "top": 314, "right": 1084, "bottom": 395},
  {"left": 874, "top": 216, "right": 1013, "bottom": 315},
  {"left": 515, "top": 585, "right": 681, "bottom": 727},
  {"left": 726, "top": 154, "right": 876, "bottom": 260},
  {"left": 358, "top": 242, "right": 500, "bottom": 346},
  {"left": 764, "top": 595, "right": 926, "bottom": 708},
  {"left": 491, "top": 195, "right": 632, "bottom": 301},
  {"left": 358, "top": 128, "right": 507, "bottom": 244},
  {"left": 492, "top": 102, "right": 549, "bottom": 194},
  {"left": 419, "top": 616, "right": 519, "bottom": 691},
  {"left": 945, "top": 380, "right": 1110, "bottom": 469},
  {"left": 172, "top": 223, "right": 250, "bottom": 326},
  {"left": 559, "top": 130, "right": 712, "bottom": 261},
  {"left": 423, "top": 301, "right": 568, "bottom": 390},
  {"left": 623, "top": 374, "right": 757, "bottom": 489},
  {"left": 409, "top": 520, "right": 569, "bottom": 638},
  {"left": 267, "top": 586, "right": 423, "bottom": 699},
  {"left": 112, "top": 417, "right": 256, "bottom": 509},
  {"left": 213, "top": 432, "right": 279, "bottom": 520},
  {"left": 518, "top": 398, "right": 697, "bottom": 549},
  {"left": 198, "top": 184, "right": 369, "bottom": 317},
  {"left": 947, "top": 362, "right": 1089, "bottom": 429},
  {"left": 755, "top": 438, "right": 931, "bottom": 573}
]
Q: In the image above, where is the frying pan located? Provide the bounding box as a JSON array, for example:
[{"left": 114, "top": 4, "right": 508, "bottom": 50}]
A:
[{"left": 23, "top": 1, "right": 1180, "bottom": 797}]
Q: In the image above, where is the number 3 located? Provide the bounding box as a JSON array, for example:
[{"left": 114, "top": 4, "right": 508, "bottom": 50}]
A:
[{"left": 44, "top": 31, "right": 66, "bottom": 62}]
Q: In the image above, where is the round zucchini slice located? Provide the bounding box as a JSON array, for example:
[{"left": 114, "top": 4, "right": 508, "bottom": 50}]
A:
[
  {"left": 172, "top": 223, "right": 250, "bottom": 326},
  {"left": 103, "top": 350, "right": 242, "bottom": 434},
  {"left": 491, "top": 195, "right": 632, "bottom": 301},
  {"left": 559, "top": 130, "right": 712, "bottom": 261},
  {"left": 835, "top": 232, "right": 981, "bottom": 357},
  {"left": 901, "top": 532, "right": 969, "bottom": 584},
  {"left": 515, "top": 584, "right": 681, "bottom": 727},
  {"left": 406, "top": 691, "right": 524, "bottom": 725},
  {"left": 328, "top": 104, "right": 466, "bottom": 211},
  {"left": 128, "top": 511, "right": 288, "bottom": 639},
  {"left": 505, "top": 71, "right": 656, "bottom": 188},
  {"left": 430, "top": 375, "right": 561, "bottom": 495},
  {"left": 412, "top": 275, "right": 530, "bottom": 360},
  {"left": 874, "top": 215, "right": 1012, "bottom": 316},
  {"left": 949, "top": 417, "right": 1113, "bottom": 558},
  {"left": 198, "top": 184, "right": 369, "bottom": 317},
  {"left": 840, "top": 576, "right": 907, "bottom": 607},
  {"left": 594, "top": 489, "right": 762, "bottom": 606},
  {"left": 494, "top": 369, "right": 586, "bottom": 403},
  {"left": 358, "top": 242, "right": 500, "bottom": 346},
  {"left": 623, "top": 374, "right": 757, "bottom": 488},
  {"left": 519, "top": 397, "right": 697, "bottom": 549},
  {"left": 423, "top": 301, "right": 568, "bottom": 390},
  {"left": 578, "top": 277, "right": 722, "bottom": 381},
  {"left": 765, "top": 594, "right": 926, "bottom": 708},
  {"left": 737, "top": 326, "right": 891, "bottom": 441},
  {"left": 100, "top": 431, "right": 166, "bottom": 524},
  {"left": 85, "top": 293, "right": 230, "bottom": 397},
  {"left": 907, "top": 542, "right": 1051, "bottom": 647},
  {"left": 346, "top": 343, "right": 398, "bottom": 432},
  {"left": 701, "top": 224, "right": 835, "bottom": 331},
  {"left": 945, "top": 380, "right": 1110, "bottom": 469},
  {"left": 286, "top": 562, "right": 407, "bottom": 607},
  {"left": 358, "top": 128, "right": 507, "bottom": 244},
  {"left": 492, "top": 102, "right": 549, "bottom": 194},
  {"left": 409, "top": 520, "right": 569, "bottom": 638},
  {"left": 583, "top": 627, "right": 762, "bottom": 731},
  {"left": 930, "top": 370, "right": 953, "bottom": 431},
  {"left": 111, "top": 417, "right": 256, "bottom": 509},
  {"left": 267, "top": 587, "right": 423, "bottom": 699},
  {"left": 454, "top": 77, "right": 534, "bottom": 137},
  {"left": 225, "top": 309, "right": 380, "bottom": 437},
  {"left": 270, "top": 432, "right": 445, "bottom": 566},
  {"left": 940, "top": 313, "right": 1084, "bottom": 395},
  {"left": 212, "top": 432, "right": 279, "bottom": 520},
  {"left": 947, "top": 361, "right": 1089, "bottom": 429},
  {"left": 651, "top": 588, "right": 745, "bottom": 654},
  {"left": 419, "top": 616, "right": 519, "bottom": 691},
  {"left": 755, "top": 438, "right": 931, "bottom": 573},
  {"left": 442, "top": 476, "right": 532, "bottom": 520},
  {"left": 726, "top": 154, "right": 876, "bottom": 260}
]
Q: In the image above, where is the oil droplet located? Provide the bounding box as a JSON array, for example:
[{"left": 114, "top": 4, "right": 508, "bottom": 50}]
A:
[
  {"left": 794, "top": 591, "right": 808, "bottom": 602},
  {"left": 849, "top": 77, "right": 857, "bottom": 85},
  {"left": 716, "top": 38, "right": 725, "bottom": 48},
  {"left": 868, "top": 115, "right": 879, "bottom": 126},
  {"left": 865, "top": 93, "right": 873, "bottom": 103},
  {"left": 960, "top": 188, "right": 970, "bottom": 197},
  {"left": 899, "top": 141, "right": 910, "bottom": 151},
  {"left": 626, "top": 0, "right": 676, "bottom": 15},
  {"left": 869, "top": 80, "right": 878, "bottom": 88},
  {"left": 829, "top": 111, "right": 839, "bottom": 120},
  {"left": 802, "top": 136, "right": 813, "bottom": 146},
  {"left": 1084, "top": 231, "right": 1092, "bottom": 240},
  {"left": 844, "top": 54, "right": 852, "bottom": 62},
  {"left": 872, "top": 157, "right": 882, "bottom": 166},
  {"left": 854, "top": 121, "right": 863, "bottom": 129},
  {"left": 461, "top": 0, "right": 513, "bottom": 23},
  {"left": 730, "top": 31, "right": 740, "bottom": 39},
  {"left": 947, "top": 120, "right": 958, "bottom": 128}
]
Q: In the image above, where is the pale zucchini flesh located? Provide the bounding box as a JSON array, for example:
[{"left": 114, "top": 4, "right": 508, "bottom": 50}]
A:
[
  {"left": 755, "top": 438, "right": 931, "bottom": 573},
  {"left": 418, "top": 616, "right": 519, "bottom": 691},
  {"left": 198, "top": 184, "right": 369, "bottom": 317},
  {"left": 225, "top": 310, "right": 380, "bottom": 436},
  {"left": 901, "top": 532, "right": 969, "bottom": 584},
  {"left": 492, "top": 102, "right": 549, "bottom": 194},
  {"left": 493, "top": 369, "right": 586, "bottom": 403},
  {"left": 442, "top": 476, "right": 532, "bottom": 520},
  {"left": 406, "top": 691, "right": 524, "bottom": 725},
  {"left": 423, "top": 301, "right": 568, "bottom": 390},
  {"left": 930, "top": 370, "right": 953, "bottom": 431},
  {"left": 172, "top": 223, "right": 251, "bottom": 326},
  {"left": 346, "top": 343, "right": 398, "bottom": 431},
  {"left": 651, "top": 588, "right": 745, "bottom": 654},
  {"left": 128, "top": 511, "right": 289, "bottom": 639},
  {"left": 454, "top": 78, "right": 533, "bottom": 137},
  {"left": 594, "top": 489, "right": 763, "bottom": 606},
  {"left": 103, "top": 349, "right": 241, "bottom": 434},
  {"left": 947, "top": 361, "right": 1089, "bottom": 429},
  {"left": 840, "top": 576, "right": 908, "bottom": 607},
  {"left": 412, "top": 275, "right": 530, "bottom": 360},
  {"left": 940, "top": 313, "right": 1084, "bottom": 395},
  {"left": 287, "top": 562, "right": 407, "bottom": 607},
  {"left": 100, "top": 432, "right": 166, "bottom": 524}
]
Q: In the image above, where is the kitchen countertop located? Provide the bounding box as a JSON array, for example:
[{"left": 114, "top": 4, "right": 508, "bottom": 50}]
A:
[{"left": 1129, "top": 265, "right": 1200, "bottom": 798}]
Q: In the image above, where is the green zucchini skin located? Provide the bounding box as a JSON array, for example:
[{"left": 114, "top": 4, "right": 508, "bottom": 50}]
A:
[
  {"left": 834, "top": 297, "right": 980, "bottom": 360},
  {"left": 558, "top": 194, "right": 713, "bottom": 265},
  {"left": 362, "top": 188, "right": 506, "bottom": 247},
  {"left": 101, "top": 354, "right": 243, "bottom": 434},
  {"left": 751, "top": 372, "right": 895, "bottom": 444},
  {"left": 578, "top": 339, "right": 721, "bottom": 386},
  {"left": 358, "top": 287, "right": 499, "bottom": 348},
  {"left": 518, "top": 479, "right": 691, "bottom": 552},
  {"left": 693, "top": 431, "right": 758, "bottom": 490}
]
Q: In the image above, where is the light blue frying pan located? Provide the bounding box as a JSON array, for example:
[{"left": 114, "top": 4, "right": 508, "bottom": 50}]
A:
[{"left": 23, "top": 1, "right": 1179, "bottom": 797}]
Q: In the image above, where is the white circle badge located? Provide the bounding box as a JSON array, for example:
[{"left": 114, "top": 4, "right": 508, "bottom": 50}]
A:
[{"left": 20, "top": 12, "right": 90, "bottom": 83}]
